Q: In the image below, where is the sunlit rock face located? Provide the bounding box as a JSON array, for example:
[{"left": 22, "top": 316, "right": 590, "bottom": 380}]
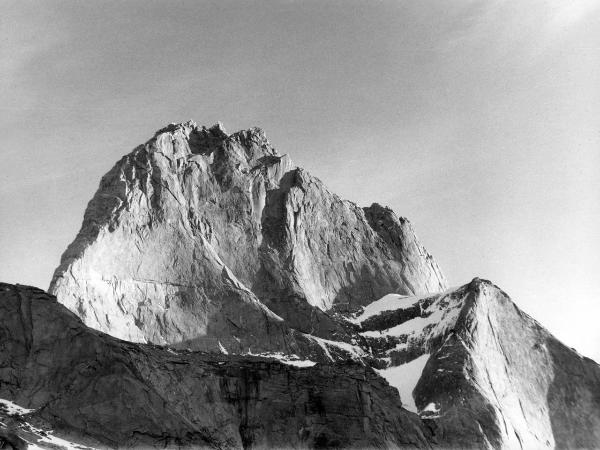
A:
[
  {"left": 43, "top": 121, "right": 600, "bottom": 449},
  {"left": 348, "top": 278, "right": 600, "bottom": 448},
  {"left": 49, "top": 121, "right": 446, "bottom": 353}
]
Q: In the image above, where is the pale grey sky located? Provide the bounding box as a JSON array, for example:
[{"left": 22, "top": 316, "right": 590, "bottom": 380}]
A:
[{"left": 2, "top": 0, "right": 599, "bottom": 361}]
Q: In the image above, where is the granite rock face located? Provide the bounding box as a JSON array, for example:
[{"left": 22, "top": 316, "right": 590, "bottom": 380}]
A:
[
  {"left": 349, "top": 278, "right": 600, "bottom": 449},
  {"left": 0, "top": 283, "right": 434, "bottom": 449},
  {"left": 3, "top": 280, "right": 599, "bottom": 449},
  {"left": 49, "top": 121, "right": 445, "bottom": 352},
  {"left": 38, "top": 121, "right": 600, "bottom": 449}
]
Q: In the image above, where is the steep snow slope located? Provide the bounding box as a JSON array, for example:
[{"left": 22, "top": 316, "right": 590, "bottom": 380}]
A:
[{"left": 376, "top": 353, "right": 431, "bottom": 413}]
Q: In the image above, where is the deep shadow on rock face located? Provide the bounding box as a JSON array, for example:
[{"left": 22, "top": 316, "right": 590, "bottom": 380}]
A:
[
  {"left": 546, "top": 336, "right": 600, "bottom": 448},
  {"left": 0, "top": 283, "right": 434, "bottom": 449},
  {"left": 257, "top": 168, "right": 447, "bottom": 313}
]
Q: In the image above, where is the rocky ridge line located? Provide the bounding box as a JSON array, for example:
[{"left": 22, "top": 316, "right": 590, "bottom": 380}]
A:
[{"left": 0, "top": 283, "right": 433, "bottom": 449}]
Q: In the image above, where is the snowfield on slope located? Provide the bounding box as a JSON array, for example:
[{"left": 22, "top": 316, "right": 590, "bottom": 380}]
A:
[
  {"left": 353, "top": 288, "right": 467, "bottom": 415},
  {"left": 347, "top": 293, "right": 422, "bottom": 324},
  {"left": 375, "top": 354, "right": 431, "bottom": 413},
  {"left": 0, "top": 399, "right": 35, "bottom": 416},
  {"left": 243, "top": 350, "right": 318, "bottom": 367},
  {"left": 358, "top": 289, "right": 466, "bottom": 347}
]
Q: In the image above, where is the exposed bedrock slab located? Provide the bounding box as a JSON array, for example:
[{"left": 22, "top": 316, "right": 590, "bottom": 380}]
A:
[{"left": 49, "top": 121, "right": 445, "bottom": 352}]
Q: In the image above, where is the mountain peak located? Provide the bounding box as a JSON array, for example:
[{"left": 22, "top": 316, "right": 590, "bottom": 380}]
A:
[
  {"left": 208, "top": 121, "right": 227, "bottom": 135},
  {"left": 153, "top": 119, "right": 198, "bottom": 137},
  {"left": 50, "top": 121, "right": 446, "bottom": 348},
  {"left": 149, "top": 121, "right": 280, "bottom": 166}
]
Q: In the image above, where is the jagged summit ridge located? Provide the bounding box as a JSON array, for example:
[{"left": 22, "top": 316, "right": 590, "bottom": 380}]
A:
[{"left": 49, "top": 121, "right": 446, "bottom": 355}]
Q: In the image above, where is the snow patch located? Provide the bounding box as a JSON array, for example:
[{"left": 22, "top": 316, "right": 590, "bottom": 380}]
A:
[
  {"left": 0, "top": 399, "right": 35, "bottom": 416},
  {"left": 244, "top": 350, "right": 316, "bottom": 368},
  {"left": 22, "top": 422, "right": 93, "bottom": 449},
  {"left": 422, "top": 402, "right": 439, "bottom": 412},
  {"left": 306, "top": 335, "right": 333, "bottom": 361},
  {"left": 349, "top": 287, "right": 460, "bottom": 325},
  {"left": 360, "top": 292, "right": 465, "bottom": 346},
  {"left": 420, "top": 402, "right": 441, "bottom": 418},
  {"left": 29, "top": 434, "right": 90, "bottom": 450},
  {"left": 347, "top": 294, "right": 421, "bottom": 324},
  {"left": 361, "top": 315, "right": 433, "bottom": 338},
  {"left": 218, "top": 341, "right": 229, "bottom": 355},
  {"left": 303, "top": 334, "right": 366, "bottom": 361},
  {"left": 375, "top": 354, "right": 430, "bottom": 413},
  {"left": 279, "top": 359, "right": 317, "bottom": 367}
]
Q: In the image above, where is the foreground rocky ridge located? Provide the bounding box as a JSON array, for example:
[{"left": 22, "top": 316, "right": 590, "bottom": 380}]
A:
[
  {"left": 2, "top": 281, "right": 599, "bottom": 449},
  {"left": 0, "top": 283, "right": 431, "bottom": 449}
]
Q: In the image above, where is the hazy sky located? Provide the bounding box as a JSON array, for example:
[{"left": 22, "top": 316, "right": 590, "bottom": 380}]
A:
[{"left": 2, "top": 1, "right": 599, "bottom": 361}]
